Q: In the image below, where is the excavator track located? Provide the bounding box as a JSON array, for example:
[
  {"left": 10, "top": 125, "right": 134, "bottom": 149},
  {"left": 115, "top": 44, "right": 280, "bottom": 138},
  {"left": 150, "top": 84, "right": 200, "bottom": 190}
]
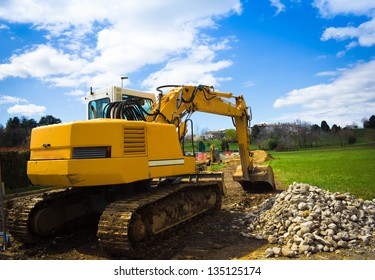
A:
[
  {"left": 6, "top": 174, "right": 223, "bottom": 258},
  {"left": 97, "top": 181, "right": 222, "bottom": 257},
  {"left": 6, "top": 187, "right": 102, "bottom": 244},
  {"left": 7, "top": 188, "right": 73, "bottom": 243}
]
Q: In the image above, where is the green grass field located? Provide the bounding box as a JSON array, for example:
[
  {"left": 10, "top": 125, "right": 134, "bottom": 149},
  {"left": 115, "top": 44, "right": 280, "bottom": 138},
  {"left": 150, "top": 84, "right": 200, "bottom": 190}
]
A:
[{"left": 267, "top": 146, "right": 375, "bottom": 200}]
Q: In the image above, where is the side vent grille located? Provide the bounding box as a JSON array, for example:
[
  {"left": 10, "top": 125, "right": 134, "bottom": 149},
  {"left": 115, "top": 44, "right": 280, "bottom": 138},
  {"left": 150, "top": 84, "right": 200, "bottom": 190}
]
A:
[
  {"left": 72, "top": 146, "right": 110, "bottom": 159},
  {"left": 123, "top": 125, "right": 146, "bottom": 156}
]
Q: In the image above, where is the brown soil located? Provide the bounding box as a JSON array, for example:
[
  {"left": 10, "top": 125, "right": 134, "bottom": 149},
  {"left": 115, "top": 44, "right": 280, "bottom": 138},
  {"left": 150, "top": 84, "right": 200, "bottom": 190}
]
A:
[{"left": 1, "top": 150, "right": 374, "bottom": 260}]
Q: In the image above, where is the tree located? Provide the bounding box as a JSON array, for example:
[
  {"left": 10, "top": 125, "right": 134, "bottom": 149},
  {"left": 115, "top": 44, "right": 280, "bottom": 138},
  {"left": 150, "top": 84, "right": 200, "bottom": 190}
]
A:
[
  {"left": 221, "top": 139, "right": 229, "bottom": 151},
  {"left": 311, "top": 124, "right": 320, "bottom": 133},
  {"left": 321, "top": 120, "right": 330, "bottom": 132},
  {"left": 225, "top": 129, "right": 237, "bottom": 142},
  {"left": 21, "top": 116, "right": 37, "bottom": 129},
  {"left": 347, "top": 135, "right": 357, "bottom": 144},
  {"left": 363, "top": 115, "right": 375, "bottom": 129},
  {"left": 251, "top": 125, "right": 260, "bottom": 139},
  {"left": 295, "top": 120, "right": 310, "bottom": 149},
  {"left": 0, "top": 115, "right": 61, "bottom": 148},
  {"left": 309, "top": 124, "right": 321, "bottom": 147},
  {"left": 197, "top": 141, "right": 206, "bottom": 152},
  {"left": 267, "top": 137, "right": 279, "bottom": 150},
  {"left": 331, "top": 124, "right": 341, "bottom": 134},
  {"left": 6, "top": 117, "right": 21, "bottom": 129},
  {"left": 0, "top": 125, "right": 4, "bottom": 146},
  {"left": 200, "top": 127, "right": 208, "bottom": 138},
  {"left": 39, "top": 115, "right": 61, "bottom": 126},
  {"left": 2, "top": 116, "right": 38, "bottom": 147},
  {"left": 362, "top": 118, "right": 368, "bottom": 128},
  {"left": 370, "top": 115, "right": 375, "bottom": 128}
]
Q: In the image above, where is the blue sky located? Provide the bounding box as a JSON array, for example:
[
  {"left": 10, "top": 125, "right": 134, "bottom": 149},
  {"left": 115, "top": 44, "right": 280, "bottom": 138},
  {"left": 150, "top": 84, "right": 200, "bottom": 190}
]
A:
[{"left": 0, "top": 0, "right": 375, "bottom": 132}]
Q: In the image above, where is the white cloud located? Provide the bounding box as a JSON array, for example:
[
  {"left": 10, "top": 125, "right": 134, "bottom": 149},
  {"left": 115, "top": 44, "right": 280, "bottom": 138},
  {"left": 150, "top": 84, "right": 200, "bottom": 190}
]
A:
[
  {"left": 313, "top": 0, "right": 375, "bottom": 17},
  {"left": 321, "top": 26, "right": 358, "bottom": 42},
  {"left": 0, "top": 95, "right": 27, "bottom": 105},
  {"left": 273, "top": 59, "right": 375, "bottom": 126},
  {"left": 0, "top": 95, "right": 46, "bottom": 119},
  {"left": 321, "top": 17, "right": 375, "bottom": 47},
  {"left": 269, "top": 0, "right": 286, "bottom": 15},
  {"left": 0, "top": 45, "right": 87, "bottom": 80},
  {"left": 0, "top": 23, "right": 9, "bottom": 30},
  {"left": 0, "top": 0, "right": 241, "bottom": 89},
  {"left": 315, "top": 0, "right": 375, "bottom": 50},
  {"left": 7, "top": 104, "right": 46, "bottom": 116},
  {"left": 0, "top": 0, "right": 108, "bottom": 32},
  {"left": 315, "top": 71, "right": 337, "bottom": 77},
  {"left": 244, "top": 81, "right": 256, "bottom": 88},
  {"left": 142, "top": 44, "right": 232, "bottom": 90}
]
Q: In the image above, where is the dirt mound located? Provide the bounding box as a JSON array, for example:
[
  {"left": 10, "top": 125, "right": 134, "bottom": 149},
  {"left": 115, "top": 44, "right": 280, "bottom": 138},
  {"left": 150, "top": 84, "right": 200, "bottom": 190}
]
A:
[
  {"left": 231, "top": 150, "right": 273, "bottom": 165},
  {"left": 251, "top": 150, "right": 273, "bottom": 164}
]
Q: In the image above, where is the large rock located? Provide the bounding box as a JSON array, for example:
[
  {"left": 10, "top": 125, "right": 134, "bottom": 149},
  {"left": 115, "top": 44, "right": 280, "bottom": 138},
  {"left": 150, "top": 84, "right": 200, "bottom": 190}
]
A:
[{"left": 281, "top": 247, "right": 296, "bottom": 258}]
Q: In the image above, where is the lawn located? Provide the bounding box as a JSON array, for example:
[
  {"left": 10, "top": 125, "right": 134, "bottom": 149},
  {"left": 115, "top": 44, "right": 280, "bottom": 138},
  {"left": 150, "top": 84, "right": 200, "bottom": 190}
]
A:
[{"left": 267, "top": 146, "right": 375, "bottom": 200}]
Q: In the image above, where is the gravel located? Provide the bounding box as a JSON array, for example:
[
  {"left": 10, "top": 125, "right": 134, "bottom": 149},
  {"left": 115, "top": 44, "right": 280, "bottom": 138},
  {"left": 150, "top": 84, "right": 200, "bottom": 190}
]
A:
[{"left": 241, "top": 182, "right": 375, "bottom": 258}]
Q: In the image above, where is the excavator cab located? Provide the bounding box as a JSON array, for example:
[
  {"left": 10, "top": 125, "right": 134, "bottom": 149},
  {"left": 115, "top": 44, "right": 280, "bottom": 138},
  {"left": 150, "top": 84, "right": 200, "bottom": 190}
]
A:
[{"left": 86, "top": 86, "right": 156, "bottom": 120}]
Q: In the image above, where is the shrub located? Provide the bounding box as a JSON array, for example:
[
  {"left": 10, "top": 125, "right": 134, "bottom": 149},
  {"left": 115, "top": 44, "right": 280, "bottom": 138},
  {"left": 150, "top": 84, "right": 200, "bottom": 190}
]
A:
[
  {"left": 0, "top": 151, "right": 31, "bottom": 190},
  {"left": 347, "top": 135, "right": 357, "bottom": 145},
  {"left": 268, "top": 137, "right": 279, "bottom": 150}
]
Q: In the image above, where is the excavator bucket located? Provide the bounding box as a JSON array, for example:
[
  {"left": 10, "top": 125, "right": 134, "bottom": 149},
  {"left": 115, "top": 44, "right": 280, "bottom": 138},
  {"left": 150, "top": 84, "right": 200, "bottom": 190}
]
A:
[{"left": 233, "top": 164, "right": 275, "bottom": 193}]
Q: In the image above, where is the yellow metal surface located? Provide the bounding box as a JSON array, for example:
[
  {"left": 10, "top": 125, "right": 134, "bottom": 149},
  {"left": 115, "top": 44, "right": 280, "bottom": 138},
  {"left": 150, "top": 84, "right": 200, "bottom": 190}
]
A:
[
  {"left": 31, "top": 148, "right": 71, "bottom": 160},
  {"left": 30, "top": 122, "right": 72, "bottom": 148},
  {"left": 28, "top": 119, "right": 195, "bottom": 187},
  {"left": 146, "top": 123, "right": 183, "bottom": 159},
  {"left": 148, "top": 157, "right": 195, "bottom": 179},
  {"left": 28, "top": 157, "right": 149, "bottom": 187},
  {"left": 147, "top": 86, "right": 244, "bottom": 125}
]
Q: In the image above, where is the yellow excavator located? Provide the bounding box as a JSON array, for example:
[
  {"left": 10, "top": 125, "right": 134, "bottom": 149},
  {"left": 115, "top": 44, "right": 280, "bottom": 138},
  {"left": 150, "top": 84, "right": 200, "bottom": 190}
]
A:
[{"left": 7, "top": 84, "right": 274, "bottom": 256}]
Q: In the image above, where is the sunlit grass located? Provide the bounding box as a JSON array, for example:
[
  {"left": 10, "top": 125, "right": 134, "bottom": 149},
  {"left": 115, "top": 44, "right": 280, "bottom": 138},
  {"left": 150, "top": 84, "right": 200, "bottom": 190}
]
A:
[{"left": 268, "top": 146, "right": 375, "bottom": 200}]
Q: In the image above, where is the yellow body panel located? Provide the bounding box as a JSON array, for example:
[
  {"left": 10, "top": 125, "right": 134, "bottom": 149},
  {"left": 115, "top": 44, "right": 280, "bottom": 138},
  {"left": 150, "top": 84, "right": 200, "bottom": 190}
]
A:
[
  {"left": 31, "top": 148, "right": 71, "bottom": 160},
  {"left": 28, "top": 119, "right": 196, "bottom": 187},
  {"left": 28, "top": 158, "right": 148, "bottom": 186},
  {"left": 31, "top": 119, "right": 124, "bottom": 158}
]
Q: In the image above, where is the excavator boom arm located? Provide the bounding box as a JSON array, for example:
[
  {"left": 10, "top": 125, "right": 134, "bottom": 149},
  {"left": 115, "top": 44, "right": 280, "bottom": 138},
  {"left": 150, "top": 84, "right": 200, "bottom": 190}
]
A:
[{"left": 148, "top": 85, "right": 255, "bottom": 182}]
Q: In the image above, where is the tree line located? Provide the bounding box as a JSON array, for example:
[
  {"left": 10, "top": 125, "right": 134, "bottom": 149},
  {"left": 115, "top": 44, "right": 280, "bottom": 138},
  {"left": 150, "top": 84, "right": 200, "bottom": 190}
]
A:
[
  {"left": 251, "top": 115, "right": 375, "bottom": 151},
  {"left": 2, "top": 114, "right": 374, "bottom": 151},
  {"left": 0, "top": 115, "right": 61, "bottom": 148}
]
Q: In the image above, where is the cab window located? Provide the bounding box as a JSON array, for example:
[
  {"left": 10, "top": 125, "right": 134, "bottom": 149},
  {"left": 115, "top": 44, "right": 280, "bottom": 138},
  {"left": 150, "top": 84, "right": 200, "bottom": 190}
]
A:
[
  {"left": 88, "top": 97, "right": 110, "bottom": 119},
  {"left": 121, "top": 94, "right": 154, "bottom": 114}
]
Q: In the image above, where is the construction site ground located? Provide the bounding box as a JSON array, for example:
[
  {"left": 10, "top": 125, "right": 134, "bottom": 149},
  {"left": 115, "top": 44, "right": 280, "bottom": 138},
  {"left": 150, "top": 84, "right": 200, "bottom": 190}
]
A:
[{"left": 1, "top": 150, "right": 374, "bottom": 260}]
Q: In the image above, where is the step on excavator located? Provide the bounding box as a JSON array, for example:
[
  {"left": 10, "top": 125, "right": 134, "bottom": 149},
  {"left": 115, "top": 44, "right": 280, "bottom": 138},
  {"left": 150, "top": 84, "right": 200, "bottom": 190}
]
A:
[{"left": 7, "top": 84, "right": 275, "bottom": 257}]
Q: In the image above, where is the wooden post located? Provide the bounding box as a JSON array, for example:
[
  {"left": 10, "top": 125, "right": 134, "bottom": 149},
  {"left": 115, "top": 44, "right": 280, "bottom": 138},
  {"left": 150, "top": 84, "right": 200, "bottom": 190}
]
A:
[{"left": 0, "top": 162, "right": 7, "bottom": 251}]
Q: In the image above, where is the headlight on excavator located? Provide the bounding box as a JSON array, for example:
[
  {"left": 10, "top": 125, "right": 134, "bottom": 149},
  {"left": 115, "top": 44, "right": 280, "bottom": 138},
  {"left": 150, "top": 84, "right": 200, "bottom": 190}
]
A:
[{"left": 72, "top": 146, "right": 111, "bottom": 159}]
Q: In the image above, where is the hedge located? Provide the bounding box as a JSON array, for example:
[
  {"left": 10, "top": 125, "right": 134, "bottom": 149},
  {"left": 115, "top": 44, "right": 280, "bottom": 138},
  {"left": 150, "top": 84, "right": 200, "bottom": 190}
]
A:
[{"left": 0, "top": 151, "right": 31, "bottom": 190}]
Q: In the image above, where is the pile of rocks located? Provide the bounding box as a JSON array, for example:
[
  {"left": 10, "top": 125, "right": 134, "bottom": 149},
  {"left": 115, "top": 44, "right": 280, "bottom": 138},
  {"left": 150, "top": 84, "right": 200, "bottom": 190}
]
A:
[{"left": 243, "top": 182, "right": 375, "bottom": 258}]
